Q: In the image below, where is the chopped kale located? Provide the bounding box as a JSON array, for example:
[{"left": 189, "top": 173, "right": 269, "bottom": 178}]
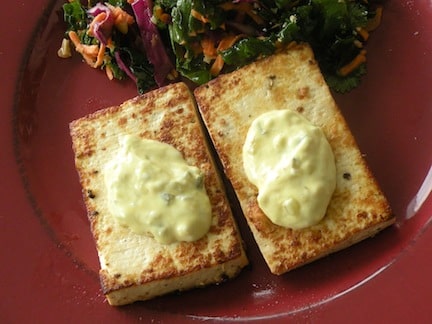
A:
[
  {"left": 61, "top": 0, "right": 382, "bottom": 93},
  {"left": 221, "top": 37, "right": 275, "bottom": 67}
]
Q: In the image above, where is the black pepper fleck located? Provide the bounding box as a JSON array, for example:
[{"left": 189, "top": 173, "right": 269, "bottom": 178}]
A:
[
  {"left": 343, "top": 172, "right": 352, "bottom": 180},
  {"left": 87, "top": 189, "right": 96, "bottom": 198},
  {"left": 267, "top": 75, "right": 276, "bottom": 89}
]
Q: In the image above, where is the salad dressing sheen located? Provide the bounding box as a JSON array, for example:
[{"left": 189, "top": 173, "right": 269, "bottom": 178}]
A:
[
  {"left": 243, "top": 109, "right": 336, "bottom": 229},
  {"left": 104, "top": 135, "right": 212, "bottom": 244}
]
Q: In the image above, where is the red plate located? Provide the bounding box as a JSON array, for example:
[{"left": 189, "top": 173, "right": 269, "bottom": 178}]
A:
[{"left": 1, "top": 0, "right": 431, "bottom": 322}]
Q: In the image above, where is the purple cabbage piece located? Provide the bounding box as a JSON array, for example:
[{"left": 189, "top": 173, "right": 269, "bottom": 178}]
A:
[
  {"left": 114, "top": 51, "right": 137, "bottom": 82},
  {"left": 130, "top": 0, "right": 173, "bottom": 86},
  {"left": 87, "top": 3, "right": 114, "bottom": 45},
  {"left": 87, "top": 2, "right": 109, "bottom": 16}
]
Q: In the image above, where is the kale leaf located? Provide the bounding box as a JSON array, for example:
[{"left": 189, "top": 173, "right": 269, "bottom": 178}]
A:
[
  {"left": 62, "top": 0, "right": 380, "bottom": 93},
  {"left": 221, "top": 37, "right": 275, "bottom": 67},
  {"left": 63, "top": 0, "right": 88, "bottom": 32}
]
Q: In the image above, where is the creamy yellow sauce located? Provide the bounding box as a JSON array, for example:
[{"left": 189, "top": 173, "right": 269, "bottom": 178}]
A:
[
  {"left": 104, "top": 135, "right": 212, "bottom": 244},
  {"left": 242, "top": 109, "right": 336, "bottom": 229}
]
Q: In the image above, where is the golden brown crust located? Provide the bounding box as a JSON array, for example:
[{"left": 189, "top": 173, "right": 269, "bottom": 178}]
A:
[
  {"left": 194, "top": 43, "right": 394, "bottom": 275},
  {"left": 70, "top": 82, "right": 248, "bottom": 305}
]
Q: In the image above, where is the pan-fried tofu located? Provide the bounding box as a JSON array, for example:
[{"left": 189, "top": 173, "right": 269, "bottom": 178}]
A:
[
  {"left": 70, "top": 82, "right": 248, "bottom": 305},
  {"left": 194, "top": 43, "right": 394, "bottom": 275}
]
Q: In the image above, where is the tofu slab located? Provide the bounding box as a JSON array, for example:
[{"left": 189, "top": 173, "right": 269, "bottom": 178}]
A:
[
  {"left": 70, "top": 82, "right": 248, "bottom": 305},
  {"left": 194, "top": 43, "right": 394, "bottom": 275}
]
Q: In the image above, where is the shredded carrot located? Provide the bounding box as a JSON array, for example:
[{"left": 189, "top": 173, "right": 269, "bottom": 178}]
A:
[
  {"left": 107, "top": 4, "right": 135, "bottom": 34},
  {"left": 68, "top": 31, "right": 96, "bottom": 65},
  {"left": 166, "top": 69, "right": 179, "bottom": 81},
  {"left": 191, "top": 9, "right": 210, "bottom": 24},
  {"left": 93, "top": 43, "right": 106, "bottom": 68},
  {"left": 106, "top": 37, "right": 115, "bottom": 50},
  {"left": 154, "top": 5, "right": 171, "bottom": 24},
  {"left": 68, "top": 30, "right": 106, "bottom": 68},
  {"left": 356, "top": 27, "right": 369, "bottom": 41},
  {"left": 105, "top": 64, "right": 114, "bottom": 80},
  {"left": 114, "top": 7, "right": 134, "bottom": 25},
  {"left": 68, "top": 30, "right": 82, "bottom": 48},
  {"left": 201, "top": 37, "right": 217, "bottom": 61},
  {"left": 210, "top": 34, "right": 244, "bottom": 76},
  {"left": 108, "top": 5, "right": 134, "bottom": 24},
  {"left": 81, "top": 53, "right": 96, "bottom": 66},
  {"left": 338, "top": 50, "right": 367, "bottom": 76},
  {"left": 217, "top": 34, "right": 242, "bottom": 51},
  {"left": 352, "top": 39, "right": 362, "bottom": 49},
  {"left": 210, "top": 56, "right": 224, "bottom": 76},
  {"left": 69, "top": 31, "right": 98, "bottom": 55},
  {"left": 188, "top": 30, "right": 198, "bottom": 37},
  {"left": 365, "top": 6, "right": 383, "bottom": 31},
  {"left": 88, "top": 12, "right": 107, "bottom": 37}
]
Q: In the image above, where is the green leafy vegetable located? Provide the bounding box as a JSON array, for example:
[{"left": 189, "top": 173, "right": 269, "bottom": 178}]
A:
[
  {"left": 267, "top": 0, "right": 376, "bottom": 92},
  {"left": 116, "top": 46, "right": 156, "bottom": 93},
  {"left": 61, "top": 0, "right": 156, "bottom": 92},
  {"left": 60, "top": 0, "right": 383, "bottom": 93},
  {"left": 325, "top": 63, "right": 366, "bottom": 93},
  {"left": 221, "top": 37, "right": 275, "bottom": 67},
  {"left": 63, "top": 0, "right": 87, "bottom": 32}
]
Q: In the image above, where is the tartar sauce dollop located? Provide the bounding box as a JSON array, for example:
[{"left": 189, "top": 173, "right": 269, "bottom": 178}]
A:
[
  {"left": 243, "top": 109, "right": 336, "bottom": 229},
  {"left": 104, "top": 135, "right": 212, "bottom": 243}
]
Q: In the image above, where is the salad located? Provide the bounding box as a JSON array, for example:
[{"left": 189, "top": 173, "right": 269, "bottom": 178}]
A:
[{"left": 58, "top": 0, "right": 383, "bottom": 94}]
